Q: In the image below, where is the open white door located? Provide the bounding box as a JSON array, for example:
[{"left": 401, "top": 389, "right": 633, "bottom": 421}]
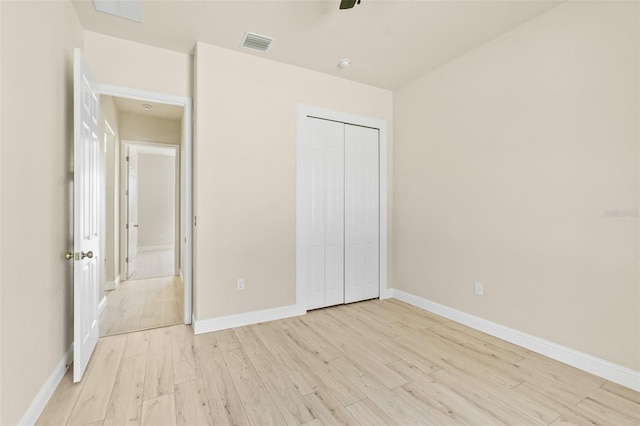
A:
[
  {"left": 73, "top": 48, "right": 101, "bottom": 382},
  {"left": 126, "top": 146, "right": 139, "bottom": 278}
]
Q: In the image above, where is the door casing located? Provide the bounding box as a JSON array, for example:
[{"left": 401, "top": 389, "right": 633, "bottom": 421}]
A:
[
  {"left": 296, "top": 104, "right": 390, "bottom": 311},
  {"left": 98, "top": 84, "right": 193, "bottom": 324}
]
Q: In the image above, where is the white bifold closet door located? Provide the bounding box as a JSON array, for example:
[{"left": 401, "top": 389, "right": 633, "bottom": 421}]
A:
[
  {"left": 301, "top": 116, "right": 379, "bottom": 310},
  {"left": 344, "top": 124, "right": 380, "bottom": 303}
]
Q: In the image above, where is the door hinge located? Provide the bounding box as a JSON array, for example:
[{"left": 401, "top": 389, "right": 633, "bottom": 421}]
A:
[
  {"left": 126, "top": 190, "right": 129, "bottom": 196},
  {"left": 126, "top": 257, "right": 129, "bottom": 263},
  {"left": 126, "top": 156, "right": 129, "bottom": 161},
  {"left": 126, "top": 223, "right": 129, "bottom": 229}
]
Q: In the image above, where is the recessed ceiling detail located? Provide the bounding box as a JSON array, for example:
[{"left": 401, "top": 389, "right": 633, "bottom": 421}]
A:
[
  {"left": 241, "top": 32, "right": 274, "bottom": 53},
  {"left": 93, "top": 0, "right": 142, "bottom": 23}
]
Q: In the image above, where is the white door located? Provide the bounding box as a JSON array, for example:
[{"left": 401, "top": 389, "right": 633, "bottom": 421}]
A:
[
  {"left": 73, "top": 48, "right": 100, "bottom": 382},
  {"left": 344, "top": 124, "right": 379, "bottom": 303},
  {"left": 126, "top": 147, "right": 139, "bottom": 279},
  {"left": 302, "top": 118, "right": 345, "bottom": 310},
  {"left": 301, "top": 117, "right": 379, "bottom": 309}
]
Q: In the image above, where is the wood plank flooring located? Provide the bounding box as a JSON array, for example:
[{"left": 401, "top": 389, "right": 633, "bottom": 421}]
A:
[
  {"left": 100, "top": 276, "right": 184, "bottom": 337},
  {"left": 38, "top": 299, "right": 639, "bottom": 425}
]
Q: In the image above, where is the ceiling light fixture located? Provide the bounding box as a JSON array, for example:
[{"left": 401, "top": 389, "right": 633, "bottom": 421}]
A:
[
  {"left": 142, "top": 104, "right": 153, "bottom": 110},
  {"left": 338, "top": 59, "right": 351, "bottom": 70}
]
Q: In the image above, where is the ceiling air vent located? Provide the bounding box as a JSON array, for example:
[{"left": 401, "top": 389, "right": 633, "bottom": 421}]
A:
[
  {"left": 241, "top": 32, "right": 274, "bottom": 53},
  {"left": 93, "top": 0, "right": 142, "bottom": 23}
]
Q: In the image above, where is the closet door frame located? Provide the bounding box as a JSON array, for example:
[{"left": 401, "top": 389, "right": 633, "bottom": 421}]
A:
[{"left": 296, "top": 104, "right": 389, "bottom": 311}]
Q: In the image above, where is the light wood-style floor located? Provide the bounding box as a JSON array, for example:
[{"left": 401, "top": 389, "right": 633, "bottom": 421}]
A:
[
  {"left": 130, "top": 249, "right": 176, "bottom": 281},
  {"left": 39, "top": 299, "right": 639, "bottom": 425},
  {"left": 100, "top": 276, "right": 183, "bottom": 337}
]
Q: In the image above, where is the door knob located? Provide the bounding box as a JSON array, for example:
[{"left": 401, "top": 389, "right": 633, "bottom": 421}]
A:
[
  {"left": 65, "top": 252, "right": 74, "bottom": 260},
  {"left": 81, "top": 251, "right": 94, "bottom": 259}
]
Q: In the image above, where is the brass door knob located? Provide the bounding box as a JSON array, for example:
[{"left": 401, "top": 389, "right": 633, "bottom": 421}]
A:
[
  {"left": 81, "top": 251, "right": 94, "bottom": 259},
  {"left": 65, "top": 252, "right": 74, "bottom": 260}
]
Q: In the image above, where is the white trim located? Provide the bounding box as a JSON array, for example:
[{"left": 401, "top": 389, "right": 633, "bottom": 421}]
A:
[
  {"left": 18, "top": 344, "right": 73, "bottom": 426},
  {"left": 391, "top": 289, "right": 640, "bottom": 392},
  {"left": 100, "top": 119, "right": 116, "bottom": 321},
  {"left": 98, "top": 84, "right": 188, "bottom": 107},
  {"left": 296, "top": 104, "right": 389, "bottom": 309},
  {"left": 193, "top": 305, "right": 306, "bottom": 335},
  {"left": 98, "top": 296, "right": 107, "bottom": 317},
  {"left": 137, "top": 245, "right": 175, "bottom": 252},
  {"left": 97, "top": 80, "right": 193, "bottom": 327},
  {"left": 105, "top": 275, "right": 120, "bottom": 291}
]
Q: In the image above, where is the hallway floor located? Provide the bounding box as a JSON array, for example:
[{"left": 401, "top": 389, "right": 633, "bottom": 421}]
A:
[
  {"left": 129, "top": 249, "right": 176, "bottom": 280},
  {"left": 100, "top": 276, "right": 184, "bottom": 337}
]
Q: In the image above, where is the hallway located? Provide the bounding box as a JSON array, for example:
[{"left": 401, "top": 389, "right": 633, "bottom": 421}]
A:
[{"left": 100, "top": 276, "right": 183, "bottom": 337}]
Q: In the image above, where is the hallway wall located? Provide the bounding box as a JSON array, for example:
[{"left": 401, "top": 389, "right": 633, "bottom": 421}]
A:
[{"left": 137, "top": 152, "right": 176, "bottom": 250}]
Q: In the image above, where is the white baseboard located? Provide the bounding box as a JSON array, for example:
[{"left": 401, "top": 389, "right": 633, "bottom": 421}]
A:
[
  {"left": 18, "top": 344, "right": 73, "bottom": 426},
  {"left": 137, "top": 245, "right": 174, "bottom": 252},
  {"left": 193, "top": 304, "right": 306, "bottom": 335},
  {"left": 391, "top": 289, "right": 640, "bottom": 392},
  {"left": 98, "top": 296, "right": 107, "bottom": 317},
  {"left": 380, "top": 288, "right": 394, "bottom": 300},
  {"left": 105, "top": 275, "right": 120, "bottom": 291}
]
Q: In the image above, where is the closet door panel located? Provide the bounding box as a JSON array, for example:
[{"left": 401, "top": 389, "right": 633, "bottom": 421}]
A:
[
  {"left": 344, "top": 124, "right": 379, "bottom": 303},
  {"left": 324, "top": 123, "right": 345, "bottom": 307},
  {"left": 303, "top": 117, "right": 344, "bottom": 309},
  {"left": 305, "top": 120, "right": 326, "bottom": 310}
]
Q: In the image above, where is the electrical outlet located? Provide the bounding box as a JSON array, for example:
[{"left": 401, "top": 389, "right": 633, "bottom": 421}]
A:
[
  {"left": 237, "top": 278, "right": 245, "bottom": 290},
  {"left": 474, "top": 282, "right": 484, "bottom": 296}
]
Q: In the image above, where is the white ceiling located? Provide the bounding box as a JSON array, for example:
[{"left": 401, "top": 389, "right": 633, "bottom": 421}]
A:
[
  {"left": 112, "top": 96, "right": 184, "bottom": 120},
  {"left": 73, "top": 0, "right": 561, "bottom": 90}
]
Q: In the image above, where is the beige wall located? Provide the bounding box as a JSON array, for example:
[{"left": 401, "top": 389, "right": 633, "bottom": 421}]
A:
[
  {"left": 84, "top": 31, "right": 192, "bottom": 98},
  {"left": 0, "top": 1, "right": 84, "bottom": 424},
  {"left": 194, "top": 42, "right": 393, "bottom": 320},
  {"left": 393, "top": 1, "right": 639, "bottom": 370},
  {"left": 137, "top": 152, "right": 176, "bottom": 248},
  {"left": 120, "top": 112, "right": 182, "bottom": 145}
]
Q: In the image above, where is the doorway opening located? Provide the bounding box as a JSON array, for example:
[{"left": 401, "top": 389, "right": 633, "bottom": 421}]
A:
[
  {"left": 97, "top": 93, "right": 192, "bottom": 337},
  {"left": 123, "top": 142, "right": 179, "bottom": 281}
]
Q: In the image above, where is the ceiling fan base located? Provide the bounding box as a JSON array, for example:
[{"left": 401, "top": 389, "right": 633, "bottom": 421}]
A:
[{"left": 339, "top": 0, "right": 357, "bottom": 10}]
